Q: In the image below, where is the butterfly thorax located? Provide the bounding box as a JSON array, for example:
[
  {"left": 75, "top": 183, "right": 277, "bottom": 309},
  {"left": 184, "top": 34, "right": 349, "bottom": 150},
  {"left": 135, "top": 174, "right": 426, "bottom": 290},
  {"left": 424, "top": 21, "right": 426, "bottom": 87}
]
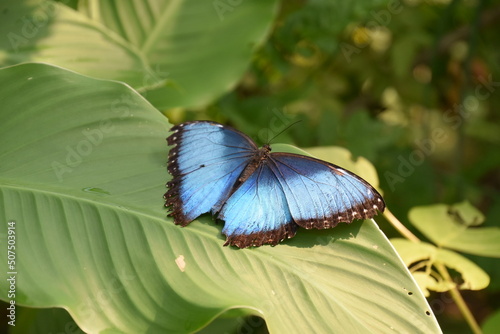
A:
[{"left": 233, "top": 144, "right": 272, "bottom": 189}]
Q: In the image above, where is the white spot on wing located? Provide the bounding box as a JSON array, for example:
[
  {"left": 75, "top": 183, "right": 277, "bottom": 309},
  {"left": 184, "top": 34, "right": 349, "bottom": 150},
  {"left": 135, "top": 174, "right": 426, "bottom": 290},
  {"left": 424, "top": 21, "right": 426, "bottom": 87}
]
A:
[{"left": 175, "top": 255, "right": 186, "bottom": 272}]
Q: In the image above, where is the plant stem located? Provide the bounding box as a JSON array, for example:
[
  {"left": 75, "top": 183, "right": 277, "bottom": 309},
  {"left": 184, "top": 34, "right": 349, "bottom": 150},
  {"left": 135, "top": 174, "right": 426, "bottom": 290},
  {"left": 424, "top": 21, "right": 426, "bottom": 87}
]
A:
[
  {"left": 435, "top": 263, "right": 483, "bottom": 334},
  {"left": 383, "top": 208, "right": 420, "bottom": 242}
]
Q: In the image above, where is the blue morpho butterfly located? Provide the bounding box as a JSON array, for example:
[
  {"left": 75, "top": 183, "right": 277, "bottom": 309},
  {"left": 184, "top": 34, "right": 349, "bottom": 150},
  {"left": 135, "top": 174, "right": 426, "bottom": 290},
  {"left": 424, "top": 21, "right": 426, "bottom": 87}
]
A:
[{"left": 164, "top": 121, "right": 385, "bottom": 248}]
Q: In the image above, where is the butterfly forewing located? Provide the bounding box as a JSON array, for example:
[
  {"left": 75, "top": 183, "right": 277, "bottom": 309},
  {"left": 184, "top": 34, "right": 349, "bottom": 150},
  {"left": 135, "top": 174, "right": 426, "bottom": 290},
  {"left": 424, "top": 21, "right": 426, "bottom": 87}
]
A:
[
  {"left": 165, "top": 121, "right": 257, "bottom": 225},
  {"left": 267, "top": 153, "right": 385, "bottom": 229}
]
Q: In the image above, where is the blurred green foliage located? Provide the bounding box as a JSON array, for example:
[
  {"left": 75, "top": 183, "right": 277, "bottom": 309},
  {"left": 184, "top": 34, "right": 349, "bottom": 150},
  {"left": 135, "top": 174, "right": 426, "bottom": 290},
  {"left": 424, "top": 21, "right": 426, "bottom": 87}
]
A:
[{"left": 171, "top": 0, "right": 500, "bottom": 332}]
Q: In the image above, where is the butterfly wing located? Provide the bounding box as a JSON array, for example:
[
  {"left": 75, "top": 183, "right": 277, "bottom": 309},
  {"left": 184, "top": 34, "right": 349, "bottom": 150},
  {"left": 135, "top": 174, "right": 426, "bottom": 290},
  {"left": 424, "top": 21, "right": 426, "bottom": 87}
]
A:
[
  {"left": 165, "top": 121, "right": 258, "bottom": 226},
  {"left": 218, "top": 162, "right": 297, "bottom": 248},
  {"left": 267, "top": 153, "right": 385, "bottom": 229}
]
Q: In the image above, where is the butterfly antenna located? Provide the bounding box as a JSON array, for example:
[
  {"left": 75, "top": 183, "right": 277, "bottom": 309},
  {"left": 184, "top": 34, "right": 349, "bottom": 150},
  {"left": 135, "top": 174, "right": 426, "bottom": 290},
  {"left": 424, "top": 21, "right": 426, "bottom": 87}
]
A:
[{"left": 267, "top": 120, "right": 302, "bottom": 144}]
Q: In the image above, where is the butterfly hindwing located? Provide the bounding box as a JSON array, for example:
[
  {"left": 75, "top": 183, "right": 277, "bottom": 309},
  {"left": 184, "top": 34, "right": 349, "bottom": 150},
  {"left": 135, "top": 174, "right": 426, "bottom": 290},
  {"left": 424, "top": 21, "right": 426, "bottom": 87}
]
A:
[
  {"left": 165, "top": 121, "right": 257, "bottom": 225},
  {"left": 267, "top": 153, "right": 385, "bottom": 229},
  {"left": 218, "top": 162, "right": 297, "bottom": 248}
]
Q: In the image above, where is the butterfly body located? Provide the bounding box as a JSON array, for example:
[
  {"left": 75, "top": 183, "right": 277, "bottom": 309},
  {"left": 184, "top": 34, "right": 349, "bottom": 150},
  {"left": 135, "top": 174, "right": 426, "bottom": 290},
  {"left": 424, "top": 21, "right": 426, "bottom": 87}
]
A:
[{"left": 165, "top": 121, "right": 385, "bottom": 248}]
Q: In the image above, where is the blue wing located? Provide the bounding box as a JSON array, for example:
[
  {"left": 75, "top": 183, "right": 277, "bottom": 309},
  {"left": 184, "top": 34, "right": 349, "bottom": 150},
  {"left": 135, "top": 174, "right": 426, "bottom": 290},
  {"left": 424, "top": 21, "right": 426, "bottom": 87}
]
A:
[
  {"left": 268, "top": 153, "right": 385, "bottom": 229},
  {"left": 164, "top": 121, "right": 257, "bottom": 225},
  {"left": 218, "top": 163, "right": 297, "bottom": 248},
  {"left": 218, "top": 151, "right": 384, "bottom": 248}
]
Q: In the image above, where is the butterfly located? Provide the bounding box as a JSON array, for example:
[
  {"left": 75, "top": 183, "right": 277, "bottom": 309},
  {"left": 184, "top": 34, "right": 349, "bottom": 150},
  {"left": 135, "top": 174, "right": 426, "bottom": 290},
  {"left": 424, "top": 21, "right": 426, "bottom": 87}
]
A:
[{"left": 164, "top": 121, "right": 385, "bottom": 248}]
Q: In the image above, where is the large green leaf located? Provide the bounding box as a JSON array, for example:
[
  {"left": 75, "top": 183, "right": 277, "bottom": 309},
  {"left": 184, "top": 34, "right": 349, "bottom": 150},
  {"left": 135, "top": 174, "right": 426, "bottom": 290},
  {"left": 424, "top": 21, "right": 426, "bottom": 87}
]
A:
[
  {"left": 0, "top": 1, "right": 152, "bottom": 87},
  {"left": 0, "top": 64, "right": 441, "bottom": 333},
  {"left": 0, "top": 0, "right": 278, "bottom": 109}
]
